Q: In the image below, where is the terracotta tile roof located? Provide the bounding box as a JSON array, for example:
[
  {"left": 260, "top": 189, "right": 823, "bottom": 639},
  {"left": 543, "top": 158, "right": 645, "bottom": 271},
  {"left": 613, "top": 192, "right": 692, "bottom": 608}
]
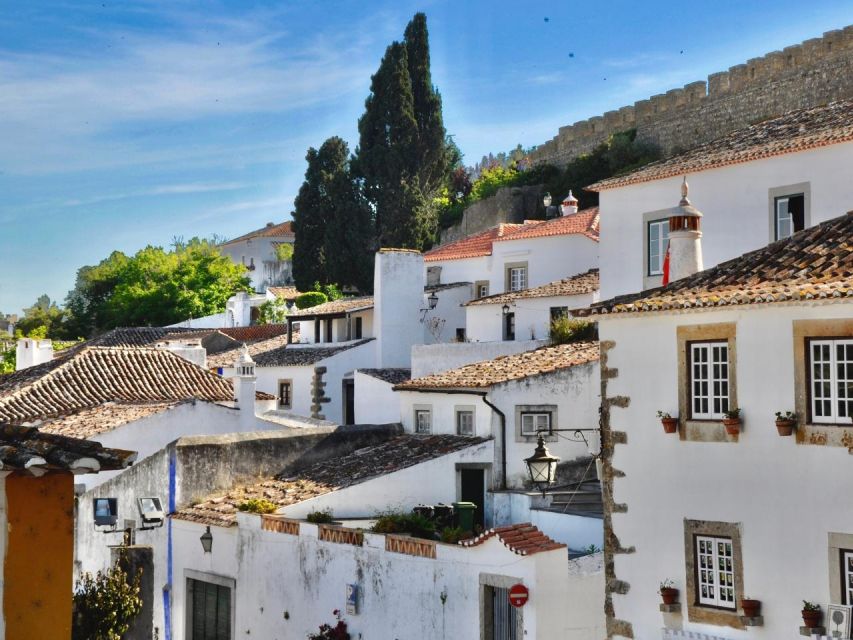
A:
[
  {"left": 0, "top": 422, "right": 137, "bottom": 473},
  {"left": 207, "top": 334, "right": 290, "bottom": 369},
  {"left": 357, "top": 368, "right": 411, "bottom": 385},
  {"left": 0, "top": 346, "right": 236, "bottom": 425},
  {"left": 583, "top": 211, "right": 853, "bottom": 316},
  {"left": 465, "top": 269, "right": 599, "bottom": 306},
  {"left": 494, "top": 208, "right": 599, "bottom": 242},
  {"left": 220, "top": 325, "right": 289, "bottom": 342},
  {"left": 36, "top": 402, "right": 182, "bottom": 439},
  {"left": 288, "top": 296, "right": 374, "bottom": 318},
  {"left": 394, "top": 342, "right": 599, "bottom": 391},
  {"left": 221, "top": 221, "right": 294, "bottom": 245},
  {"left": 424, "top": 224, "right": 526, "bottom": 262},
  {"left": 588, "top": 100, "right": 853, "bottom": 191},
  {"left": 460, "top": 523, "right": 566, "bottom": 555},
  {"left": 89, "top": 327, "right": 193, "bottom": 348},
  {"left": 251, "top": 339, "right": 374, "bottom": 367},
  {"left": 267, "top": 286, "right": 301, "bottom": 300},
  {"left": 173, "top": 434, "right": 487, "bottom": 527}
]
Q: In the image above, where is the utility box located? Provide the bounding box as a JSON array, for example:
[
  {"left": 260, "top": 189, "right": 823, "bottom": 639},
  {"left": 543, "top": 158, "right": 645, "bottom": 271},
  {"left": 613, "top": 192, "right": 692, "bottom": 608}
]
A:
[{"left": 453, "top": 501, "right": 477, "bottom": 534}]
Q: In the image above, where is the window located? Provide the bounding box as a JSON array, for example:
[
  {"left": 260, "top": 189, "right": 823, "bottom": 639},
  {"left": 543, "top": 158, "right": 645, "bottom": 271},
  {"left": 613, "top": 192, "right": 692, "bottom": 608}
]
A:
[
  {"left": 648, "top": 219, "right": 670, "bottom": 276},
  {"left": 455, "top": 328, "right": 466, "bottom": 342},
  {"left": 695, "top": 536, "right": 736, "bottom": 609},
  {"left": 550, "top": 307, "right": 569, "bottom": 321},
  {"left": 689, "top": 341, "right": 730, "bottom": 419},
  {"left": 415, "top": 409, "right": 432, "bottom": 434},
  {"left": 774, "top": 193, "right": 805, "bottom": 240},
  {"left": 520, "top": 412, "right": 551, "bottom": 436},
  {"left": 187, "top": 577, "right": 232, "bottom": 640},
  {"left": 456, "top": 410, "right": 475, "bottom": 436},
  {"left": 508, "top": 267, "right": 527, "bottom": 292},
  {"left": 842, "top": 549, "right": 853, "bottom": 605},
  {"left": 475, "top": 281, "right": 489, "bottom": 298},
  {"left": 809, "top": 339, "right": 853, "bottom": 424},
  {"left": 503, "top": 312, "right": 515, "bottom": 341},
  {"left": 277, "top": 380, "right": 292, "bottom": 410}
]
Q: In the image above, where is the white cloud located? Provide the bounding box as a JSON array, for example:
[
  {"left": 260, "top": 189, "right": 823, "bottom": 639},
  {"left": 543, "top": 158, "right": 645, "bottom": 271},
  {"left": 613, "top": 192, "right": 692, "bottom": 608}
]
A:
[{"left": 60, "top": 181, "right": 250, "bottom": 207}]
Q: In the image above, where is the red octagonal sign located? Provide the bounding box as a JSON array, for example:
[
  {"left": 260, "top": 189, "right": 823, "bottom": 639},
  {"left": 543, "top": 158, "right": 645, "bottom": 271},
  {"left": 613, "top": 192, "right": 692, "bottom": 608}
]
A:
[{"left": 508, "top": 583, "right": 529, "bottom": 608}]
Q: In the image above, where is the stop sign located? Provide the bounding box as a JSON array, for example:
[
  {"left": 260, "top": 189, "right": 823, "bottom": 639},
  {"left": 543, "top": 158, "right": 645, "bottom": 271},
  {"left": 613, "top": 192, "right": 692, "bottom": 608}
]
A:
[{"left": 508, "top": 583, "right": 529, "bottom": 607}]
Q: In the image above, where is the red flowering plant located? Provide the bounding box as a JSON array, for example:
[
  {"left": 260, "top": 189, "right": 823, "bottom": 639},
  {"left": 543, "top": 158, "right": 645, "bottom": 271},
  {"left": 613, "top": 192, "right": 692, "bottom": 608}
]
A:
[{"left": 307, "top": 609, "right": 350, "bottom": 640}]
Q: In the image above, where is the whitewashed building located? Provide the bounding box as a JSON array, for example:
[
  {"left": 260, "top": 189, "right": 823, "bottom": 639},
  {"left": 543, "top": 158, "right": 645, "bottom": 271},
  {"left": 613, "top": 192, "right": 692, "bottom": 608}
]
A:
[
  {"left": 583, "top": 209, "right": 853, "bottom": 639},
  {"left": 588, "top": 99, "right": 853, "bottom": 300},
  {"left": 219, "top": 220, "right": 294, "bottom": 293}
]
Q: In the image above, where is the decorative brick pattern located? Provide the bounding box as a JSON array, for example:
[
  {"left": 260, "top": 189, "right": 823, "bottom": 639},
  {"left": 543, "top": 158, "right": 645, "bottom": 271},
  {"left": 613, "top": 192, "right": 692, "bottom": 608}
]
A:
[
  {"left": 385, "top": 534, "right": 437, "bottom": 559},
  {"left": 318, "top": 524, "right": 364, "bottom": 546},
  {"left": 260, "top": 515, "right": 300, "bottom": 536}
]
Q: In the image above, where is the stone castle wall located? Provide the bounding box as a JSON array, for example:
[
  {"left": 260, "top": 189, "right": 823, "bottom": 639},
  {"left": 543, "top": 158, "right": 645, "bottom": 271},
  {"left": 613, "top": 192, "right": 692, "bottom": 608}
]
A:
[{"left": 529, "top": 26, "right": 853, "bottom": 167}]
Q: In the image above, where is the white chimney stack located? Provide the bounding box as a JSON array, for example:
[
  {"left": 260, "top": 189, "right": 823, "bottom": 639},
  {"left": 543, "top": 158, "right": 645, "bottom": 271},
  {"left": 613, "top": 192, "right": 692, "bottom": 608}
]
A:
[
  {"left": 16, "top": 338, "right": 53, "bottom": 371},
  {"left": 232, "top": 344, "right": 257, "bottom": 428},
  {"left": 560, "top": 191, "right": 579, "bottom": 216},
  {"left": 666, "top": 177, "right": 704, "bottom": 282},
  {"left": 374, "top": 249, "right": 425, "bottom": 368}
]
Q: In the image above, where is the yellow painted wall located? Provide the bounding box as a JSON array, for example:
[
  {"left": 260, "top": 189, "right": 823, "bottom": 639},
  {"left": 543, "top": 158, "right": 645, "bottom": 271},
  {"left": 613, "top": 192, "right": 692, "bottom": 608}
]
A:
[{"left": 4, "top": 472, "right": 73, "bottom": 639}]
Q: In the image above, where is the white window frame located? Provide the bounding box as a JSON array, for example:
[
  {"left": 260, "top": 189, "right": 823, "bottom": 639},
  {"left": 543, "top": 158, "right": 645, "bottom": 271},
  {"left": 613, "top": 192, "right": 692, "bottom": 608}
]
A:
[
  {"left": 648, "top": 219, "right": 670, "bottom": 276},
  {"left": 456, "top": 410, "right": 475, "bottom": 436},
  {"left": 477, "top": 282, "right": 489, "bottom": 298},
  {"left": 689, "top": 341, "right": 730, "bottom": 420},
  {"left": 277, "top": 380, "right": 292, "bottom": 410},
  {"left": 843, "top": 549, "right": 853, "bottom": 605},
  {"left": 774, "top": 193, "right": 804, "bottom": 241},
  {"left": 695, "top": 535, "right": 736, "bottom": 609},
  {"left": 809, "top": 338, "right": 853, "bottom": 424},
  {"left": 414, "top": 409, "right": 432, "bottom": 434},
  {"left": 508, "top": 267, "right": 527, "bottom": 292},
  {"left": 520, "top": 412, "right": 551, "bottom": 436}
]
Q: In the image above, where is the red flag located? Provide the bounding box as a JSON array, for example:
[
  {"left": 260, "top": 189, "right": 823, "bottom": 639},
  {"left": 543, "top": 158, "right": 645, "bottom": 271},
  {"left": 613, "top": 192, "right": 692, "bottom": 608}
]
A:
[{"left": 661, "top": 241, "right": 671, "bottom": 286}]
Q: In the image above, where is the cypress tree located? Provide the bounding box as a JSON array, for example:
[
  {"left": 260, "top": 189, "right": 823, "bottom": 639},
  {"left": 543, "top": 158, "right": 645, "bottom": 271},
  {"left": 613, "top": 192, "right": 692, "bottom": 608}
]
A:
[{"left": 292, "top": 145, "right": 333, "bottom": 290}]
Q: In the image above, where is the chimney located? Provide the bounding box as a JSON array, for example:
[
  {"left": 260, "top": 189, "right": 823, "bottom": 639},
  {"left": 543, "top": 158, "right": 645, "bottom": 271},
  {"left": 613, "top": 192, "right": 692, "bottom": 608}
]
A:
[
  {"left": 560, "top": 191, "right": 579, "bottom": 216},
  {"left": 16, "top": 338, "right": 53, "bottom": 371},
  {"left": 232, "top": 344, "right": 257, "bottom": 428},
  {"left": 666, "top": 177, "right": 704, "bottom": 282},
  {"left": 374, "top": 249, "right": 425, "bottom": 368}
]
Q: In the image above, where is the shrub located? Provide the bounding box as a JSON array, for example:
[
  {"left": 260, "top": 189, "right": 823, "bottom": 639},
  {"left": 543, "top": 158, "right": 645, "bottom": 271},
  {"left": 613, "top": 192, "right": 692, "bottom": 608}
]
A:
[
  {"left": 238, "top": 498, "right": 278, "bottom": 514},
  {"left": 313, "top": 282, "right": 343, "bottom": 302},
  {"left": 440, "top": 526, "right": 467, "bottom": 544},
  {"left": 306, "top": 508, "right": 334, "bottom": 524},
  {"left": 295, "top": 291, "right": 328, "bottom": 309},
  {"left": 308, "top": 610, "right": 350, "bottom": 640},
  {"left": 549, "top": 317, "right": 597, "bottom": 344},
  {"left": 371, "top": 511, "right": 436, "bottom": 540},
  {"left": 72, "top": 561, "right": 143, "bottom": 640}
]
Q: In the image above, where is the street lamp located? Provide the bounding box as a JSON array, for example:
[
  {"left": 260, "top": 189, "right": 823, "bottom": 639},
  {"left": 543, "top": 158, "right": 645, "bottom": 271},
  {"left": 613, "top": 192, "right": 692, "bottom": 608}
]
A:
[
  {"left": 200, "top": 526, "right": 213, "bottom": 553},
  {"left": 524, "top": 435, "right": 561, "bottom": 494},
  {"left": 502, "top": 303, "right": 511, "bottom": 316},
  {"left": 543, "top": 192, "right": 552, "bottom": 208},
  {"left": 420, "top": 292, "right": 440, "bottom": 323}
]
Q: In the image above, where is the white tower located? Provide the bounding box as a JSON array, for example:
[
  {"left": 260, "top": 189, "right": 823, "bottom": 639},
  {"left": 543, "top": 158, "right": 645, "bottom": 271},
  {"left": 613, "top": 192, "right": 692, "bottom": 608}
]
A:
[
  {"left": 232, "top": 344, "right": 257, "bottom": 427},
  {"left": 560, "top": 190, "right": 579, "bottom": 216},
  {"left": 666, "top": 177, "right": 704, "bottom": 282}
]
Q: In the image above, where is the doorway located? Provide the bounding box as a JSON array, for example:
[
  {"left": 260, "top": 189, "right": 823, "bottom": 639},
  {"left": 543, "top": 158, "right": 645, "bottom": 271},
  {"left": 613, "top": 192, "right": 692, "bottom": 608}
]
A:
[
  {"left": 460, "top": 468, "right": 485, "bottom": 530},
  {"left": 483, "top": 585, "right": 520, "bottom": 640},
  {"left": 342, "top": 379, "right": 355, "bottom": 425}
]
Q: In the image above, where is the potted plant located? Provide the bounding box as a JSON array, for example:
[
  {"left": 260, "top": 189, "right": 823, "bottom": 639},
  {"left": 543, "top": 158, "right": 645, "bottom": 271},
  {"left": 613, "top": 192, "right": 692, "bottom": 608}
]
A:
[
  {"left": 659, "top": 579, "right": 679, "bottom": 605},
  {"left": 802, "top": 600, "right": 822, "bottom": 628},
  {"left": 657, "top": 411, "right": 678, "bottom": 434},
  {"left": 723, "top": 408, "right": 742, "bottom": 435},
  {"left": 775, "top": 411, "right": 796, "bottom": 436},
  {"left": 740, "top": 597, "right": 761, "bottom": 618}
]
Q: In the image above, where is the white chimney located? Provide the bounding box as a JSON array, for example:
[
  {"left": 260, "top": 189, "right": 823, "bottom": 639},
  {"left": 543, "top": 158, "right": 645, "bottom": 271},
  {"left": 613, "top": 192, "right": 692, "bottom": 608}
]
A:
[
  {"left": 16, "top": 338, "right": 53, "bottom": 371},
  {"left": 560, "top": 190, "right": 579, "bottom": 216},
  {"left": 374, "top": 249, "right": 425, "bottom": 368},
  {"left": 232, "top": 344, "right": 257, "bottom": 428},
  {"left": 666, "top": 177, "right": 704, "bottom": 282}
]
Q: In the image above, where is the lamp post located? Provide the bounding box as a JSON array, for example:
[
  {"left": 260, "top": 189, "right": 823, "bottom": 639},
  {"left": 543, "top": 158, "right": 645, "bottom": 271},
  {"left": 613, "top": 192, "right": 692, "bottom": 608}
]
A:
[
  {"left": 420, "top": 291, "right": 439, "bottom": 323},
  {"left": 502, "top": 303, "right": 510, "bottom": 316},
  {"left": 200, "top": 526, "right": 213, "bottom": 553},
  {"left": 523, "top": 426, "right": 602, "bottom": 495}
]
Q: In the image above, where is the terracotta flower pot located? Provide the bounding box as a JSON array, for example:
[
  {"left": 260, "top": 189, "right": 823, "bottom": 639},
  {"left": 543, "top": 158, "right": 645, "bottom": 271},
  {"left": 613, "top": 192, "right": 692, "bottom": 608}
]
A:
[
  {"left": 723, "top": 418, "right": 741, "bottom": 435},
  {"left": 775, "top": 419, "right": 795, "bottom": 436},
  {"left": 741, "top": 599, "right": 760, "bottom": 618},
  {"left": 659, "top": 587, "right": 679, "bottom": 605},
  {"left": 802, "top": 609, "right": 821, "bottom": 629},
  {"left": 661, "top": 418, "right": 678, "bottom": 434}
]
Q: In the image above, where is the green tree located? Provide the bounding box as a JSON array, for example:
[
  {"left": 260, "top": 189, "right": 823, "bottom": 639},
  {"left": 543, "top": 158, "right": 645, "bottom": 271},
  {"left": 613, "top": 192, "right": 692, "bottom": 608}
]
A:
[
  {"left": 257, "top": 297, "right": 288, "bottom": 325},
  {"left": 293, "top": 145, "right": 334, "bottom": 290},
  {"left": 16, "top": 294, "right": 67, "bottom": 338},
  {"left": 72, "top": 561, "right": 143, "bottom": 640}
]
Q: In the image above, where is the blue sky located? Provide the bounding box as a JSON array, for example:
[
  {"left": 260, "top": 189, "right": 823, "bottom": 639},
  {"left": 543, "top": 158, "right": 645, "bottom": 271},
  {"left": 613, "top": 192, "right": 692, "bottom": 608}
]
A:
[{"left": 1, "top": 1, "right": 851, "bottom": 316}]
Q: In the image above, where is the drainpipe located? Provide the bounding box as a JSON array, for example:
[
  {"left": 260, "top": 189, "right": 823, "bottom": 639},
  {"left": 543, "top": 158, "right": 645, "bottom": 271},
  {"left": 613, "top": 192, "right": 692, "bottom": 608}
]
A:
[{"left": 480, "top": 394, "right": 507, "bottom": 491}]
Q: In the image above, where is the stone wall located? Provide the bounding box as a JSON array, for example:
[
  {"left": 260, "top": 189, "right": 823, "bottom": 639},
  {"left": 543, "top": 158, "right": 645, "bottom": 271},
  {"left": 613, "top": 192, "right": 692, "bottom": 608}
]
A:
[
  {"left": 439, "top": 184, "right": 544, "bottom": 244},
  {"left": 529, "top": 26, "right": 853, "bottom": 167}
]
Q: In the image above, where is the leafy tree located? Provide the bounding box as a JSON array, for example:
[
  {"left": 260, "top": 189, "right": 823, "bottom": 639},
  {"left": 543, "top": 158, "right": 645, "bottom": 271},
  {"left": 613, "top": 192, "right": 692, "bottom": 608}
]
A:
[
  {"left": 15, "top": 295, "right": 67, "bottom": 339},
  {"left": 257, "top": 298, "right": 288, "bottom": 325},
  {"left": 72, "top": 561, "right": 143, "bottom": 640},
  {"left": 313, "top": 282, "right": 343, "bottom": 302},
  {"left": 274, "top": 243, "right": 294, "bottom": 262},
  {"left": 0, "top": 344, "right": 14, "bottom": 374}
]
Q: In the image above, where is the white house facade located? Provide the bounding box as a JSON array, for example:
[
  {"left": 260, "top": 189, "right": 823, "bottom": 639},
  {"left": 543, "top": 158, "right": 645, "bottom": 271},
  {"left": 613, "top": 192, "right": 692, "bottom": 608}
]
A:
[{"left": 219, "top": 220, "right": 295, "bottom": 293}]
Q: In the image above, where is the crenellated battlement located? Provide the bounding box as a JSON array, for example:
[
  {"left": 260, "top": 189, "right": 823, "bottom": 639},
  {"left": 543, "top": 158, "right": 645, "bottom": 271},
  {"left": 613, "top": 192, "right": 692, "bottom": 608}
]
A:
[{"left": 529, "top": 26, "right": 853, "bottom": 166}]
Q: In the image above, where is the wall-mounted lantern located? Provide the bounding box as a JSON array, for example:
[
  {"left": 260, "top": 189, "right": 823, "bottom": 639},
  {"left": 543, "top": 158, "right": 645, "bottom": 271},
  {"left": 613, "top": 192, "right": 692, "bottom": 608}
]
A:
[
  {"left": 200, "top": 526, "right": 213, "bottom": 553},
  {"left": 420, "top": 291, "right": 440, "bottom": 323}
]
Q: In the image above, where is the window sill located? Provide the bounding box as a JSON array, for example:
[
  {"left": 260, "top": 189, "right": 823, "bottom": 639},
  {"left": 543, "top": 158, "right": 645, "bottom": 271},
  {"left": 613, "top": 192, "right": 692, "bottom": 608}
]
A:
[
  {"left": 680, "top": 420, "right": 739, "bottom": 443},
  {"left": 797, "top": 423, "right": 853, "bottom": 449},
  {"left": 686, "top": 603, "right": 745, "bottom": 630}
]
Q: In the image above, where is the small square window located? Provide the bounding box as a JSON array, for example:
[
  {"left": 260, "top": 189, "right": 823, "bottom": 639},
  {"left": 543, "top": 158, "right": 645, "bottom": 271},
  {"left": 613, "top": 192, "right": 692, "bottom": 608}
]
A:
[
  {"left": 808, "top": 338, "right": 853, "bottom": 424},
  {"left": 415, "top": 409, "right": 431, "bottom": 434},
  {"left": 774, "top": 194, "right": 805, "bottom": 240},
  {"left": 520, "top": 412, "right": 551, "bottom": 436},
  {"left": 456, "top": 410, "right": 474, "bottom": 436},
  {"left": 508, "top": 267, "right": 527, "bottom": 292},
  {"left": 476, "top": 282, "right": 489, "bottom": 298}
]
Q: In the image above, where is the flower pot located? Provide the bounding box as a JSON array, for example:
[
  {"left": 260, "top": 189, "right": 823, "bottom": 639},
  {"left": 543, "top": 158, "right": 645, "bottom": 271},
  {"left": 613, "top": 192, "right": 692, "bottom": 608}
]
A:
[
  {"left": 661, "top": 418, "right": 678, "bottom": 434},
  {"left": 802, "top": 609, "right": 821, "bottom": 628},
  {"left": 659, "top": 587, "right": 679, "bottom": 605},
  {"left": 741, "top": 599, "right": 760, "bottom": 618},
  {"left": 775, "top": 419, "right": 795, "bottom": 436},
  {"left": 723, "top": 418, "right": 741, "bottom": 435}
]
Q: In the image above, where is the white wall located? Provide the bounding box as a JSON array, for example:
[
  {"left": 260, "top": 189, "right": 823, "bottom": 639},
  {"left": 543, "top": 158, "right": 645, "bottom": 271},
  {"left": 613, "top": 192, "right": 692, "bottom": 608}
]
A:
[
  {"left": 220, "top": 235, "right": 293, "bottom": 293},
  {"left": 15, "top": 338, "right": 52, "bottom": 370},
  {"left": 492, "top": 491, "right": 603, "bottom": 550},
  {"left": 598, "top": 142, "right": 853, "bottom": 299},
  {"left": 374, "top": 251, "right": 425, "bottom": 368},
  {"left": 423, "top": 284, "right": 472, "bottom": 344},
  {"left": 353, "top": 372, "right": 401, "bottom": 425},
  {"left": 426, "top": 255, "right": 490, "bottom": 288},
  {"left": 491, "top": 234, "right": 599, "bottom": 293},
  {"left": 411, "top": 340, "right": 547, "bottom": 378},
  {"left": 599, "top": 301, "right": 853, "bottom": 639},
  {"left": 466, "top": 292, "right": 598, "bottom": 343},
  {"left": 171, "top": 512, "right": 582, "bottom": 640}
]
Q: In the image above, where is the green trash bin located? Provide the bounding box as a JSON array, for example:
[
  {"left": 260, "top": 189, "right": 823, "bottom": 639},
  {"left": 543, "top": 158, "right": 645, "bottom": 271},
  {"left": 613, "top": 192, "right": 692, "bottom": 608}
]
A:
[{"left": 453, "top": 501, "right": 477, "bottom": 534}]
